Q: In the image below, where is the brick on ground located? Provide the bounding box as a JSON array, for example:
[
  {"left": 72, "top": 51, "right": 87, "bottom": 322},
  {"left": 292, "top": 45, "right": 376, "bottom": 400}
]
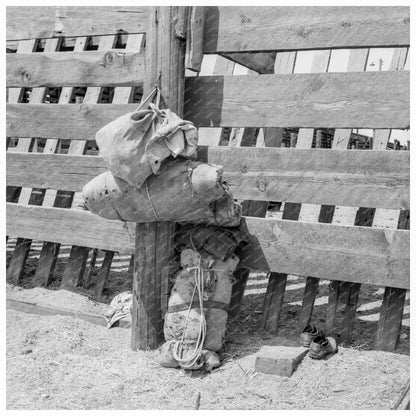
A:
[{"left": 255, "top": 345, "right": 309, "bottom": 377}]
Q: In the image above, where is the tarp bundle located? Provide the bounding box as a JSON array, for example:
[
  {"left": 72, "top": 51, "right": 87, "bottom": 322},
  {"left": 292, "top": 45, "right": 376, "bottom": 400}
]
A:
[
  {"left": 158, "top": 226, "right": 246, "bottom": 371},
  {"left": 82, "top": 87, "right": 241, "bottom": 226},
  {"left": 83, "top": 160, "right": 241, "bottom": 226}
]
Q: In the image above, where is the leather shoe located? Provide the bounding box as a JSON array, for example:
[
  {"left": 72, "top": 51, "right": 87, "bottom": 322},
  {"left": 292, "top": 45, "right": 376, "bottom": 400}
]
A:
[{"left": 309, "top": 334, "right": 338, "bottom": 359}]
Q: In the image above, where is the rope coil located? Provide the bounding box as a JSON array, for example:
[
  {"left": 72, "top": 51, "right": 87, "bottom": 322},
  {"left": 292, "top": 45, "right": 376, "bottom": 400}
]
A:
[{"left": 170, "top": 259, "right": 208, "bottom": 369}]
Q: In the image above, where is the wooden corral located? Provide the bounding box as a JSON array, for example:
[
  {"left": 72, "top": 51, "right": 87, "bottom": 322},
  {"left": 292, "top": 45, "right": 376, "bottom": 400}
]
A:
[{"left": 6, "top": 6, "right": 410, "bottom": 352}]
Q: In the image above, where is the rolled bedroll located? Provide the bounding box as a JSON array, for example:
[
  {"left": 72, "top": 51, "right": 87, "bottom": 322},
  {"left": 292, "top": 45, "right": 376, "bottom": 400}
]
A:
[
  {"left": 163, "top": 250, "right": 240, "bottom": 352},
  {"left": 82, "top": 159, "right": 241, "bottom": 227}
]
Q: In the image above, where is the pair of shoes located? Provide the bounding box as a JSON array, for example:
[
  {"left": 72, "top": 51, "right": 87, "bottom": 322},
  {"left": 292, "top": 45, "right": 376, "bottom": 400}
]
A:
[{"left": 300, "top": 324, "right": 338, "bottom": 360}]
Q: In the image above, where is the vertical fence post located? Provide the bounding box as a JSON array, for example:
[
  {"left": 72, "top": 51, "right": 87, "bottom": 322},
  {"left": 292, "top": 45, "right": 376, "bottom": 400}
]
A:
[{"left": 131, "top": 6, "right": 187, "bottom": 351}]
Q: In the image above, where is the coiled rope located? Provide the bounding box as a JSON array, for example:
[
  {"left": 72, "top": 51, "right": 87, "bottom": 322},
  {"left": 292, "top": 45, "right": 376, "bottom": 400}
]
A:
[
  {"left": 170, "top": 259, "right": 207, "bottom": 369},
  {"left": 169, "top": 230, "right": 208, "bottom": 369}
]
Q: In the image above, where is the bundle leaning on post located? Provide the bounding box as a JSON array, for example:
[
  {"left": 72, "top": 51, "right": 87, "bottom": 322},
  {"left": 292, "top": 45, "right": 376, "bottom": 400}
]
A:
[{"left": 82, "top": 160, "right": 241, "bottom": 226}]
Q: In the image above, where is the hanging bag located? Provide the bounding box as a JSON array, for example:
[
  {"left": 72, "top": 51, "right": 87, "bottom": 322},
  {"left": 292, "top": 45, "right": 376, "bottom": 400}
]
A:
[{"left": 95, "top": 87, "right": 198, "bottom": 188}]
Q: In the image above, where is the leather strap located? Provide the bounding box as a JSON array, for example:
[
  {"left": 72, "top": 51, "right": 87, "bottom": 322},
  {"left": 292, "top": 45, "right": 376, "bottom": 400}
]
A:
[{"left": 167, "top": 300, "right": 229, "bottom": 314}]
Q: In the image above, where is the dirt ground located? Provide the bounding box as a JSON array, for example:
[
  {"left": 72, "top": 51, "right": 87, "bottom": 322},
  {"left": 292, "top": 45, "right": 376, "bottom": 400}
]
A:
[
  {"left": 6, "top": 286, "right": 410, "bottom": 410},
  {"left": 6, "top": 307, "right": 409, "bottom": 410},
  {"left": 6, "top": 240, "right": 410, "bottom": 410}
]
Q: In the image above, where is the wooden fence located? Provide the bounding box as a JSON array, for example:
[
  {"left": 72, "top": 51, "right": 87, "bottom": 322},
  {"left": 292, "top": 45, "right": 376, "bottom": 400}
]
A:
[{"left": 6, "top": 6, "right": 410, "bottom": 352}]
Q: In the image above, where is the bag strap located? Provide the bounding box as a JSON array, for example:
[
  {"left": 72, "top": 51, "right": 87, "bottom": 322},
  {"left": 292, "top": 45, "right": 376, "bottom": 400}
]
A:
[
  {"left": 134, "top": 86, "right": 161, "bottom": 112},
  {"left": 167, "top": 300, "right": 229, "bottom": 314}
]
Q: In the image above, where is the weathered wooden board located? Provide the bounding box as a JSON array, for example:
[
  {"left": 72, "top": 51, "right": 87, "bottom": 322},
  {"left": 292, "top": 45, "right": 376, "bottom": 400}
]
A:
[
  {"left": 7, "top": 202, "right": 135, "bottom": 254},
  {"left": 203, "top": 6, "right": 410, "bottom": 53},
  {"left": 239, "top": 217, "right": 409, "bottom": 290},
  {"left": 6, "top": 6, "right": 149, "bottom": 40},
  {"left": 185, "top": 6, "right": 206, "bottom": 72},
  {"left": 6, "top": 297, "right": 130, "bottom": 328},
  {"left": 184, "top": 71, "right": 409, "bottom": 128},
  {"left": 7, "top": 51, "right": 146, "bottom": 87},
  {"left": 7, "top": 148, "right": 410, "bottom": 210},
  {"left": 6, "top": 103, "right": 136, "bottom": 140},
  {"left": 6, "top": 71, "right": 410, "bottom": 136},
  {"left": 6, "top": 203, "right": 409, "bottom": 289}
]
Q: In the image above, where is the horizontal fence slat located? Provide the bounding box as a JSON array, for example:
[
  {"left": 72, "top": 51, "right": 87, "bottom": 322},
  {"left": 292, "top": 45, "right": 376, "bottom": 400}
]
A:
[
  {"left": 6, "top": 6, "right": 149, "bottom": 41},
  {"left": 7, "top": 71, "right": 410, "bottom": 135},
  {"left": 184, "top": 71, "right": 409, "bottom": 128},
  {"left": 239, "top": 217, "right": 409, "bottom": 289},
  {"left": 6, "top": 149, "right": 410, "bottom": 210},
  {"left": 6, "top": 203, "right": 409, "bottom": 289},
  {"left": 205, "top": 147, "right": 410, "bottom": 210},
  {"left": 7, "top": 51, "right": 145, "bottom": 88},
  {"left": 6, "top": 103, "right": 136, "bottom": 140},
  {"left": 7, "top": 203, "right": 135, "bottom": 254},
  {"left": 203, "top": 6, "right": 410, "bottom": 53},
  {"left": 7, "top": 153, "right": 107, "bottom": 192}
]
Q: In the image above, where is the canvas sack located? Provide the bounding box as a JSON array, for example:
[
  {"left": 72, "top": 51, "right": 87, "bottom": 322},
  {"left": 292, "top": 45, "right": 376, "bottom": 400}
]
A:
[{"left": 95, "top": 87, "right": 198, "bottom": 188}]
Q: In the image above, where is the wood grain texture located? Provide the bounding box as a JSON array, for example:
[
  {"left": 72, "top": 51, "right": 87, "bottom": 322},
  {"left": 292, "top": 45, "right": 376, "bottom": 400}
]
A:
[
  {"left": 60, "top": 246, "right": 89, "bottom": 288},
  {"left": 239, "top": 217, "right": 409, "bottom": 289},
  {"left": 374, "top": 287, "right": 407, "bottom": 351},
  {"left": 7, "top": 51, "right": 146, "bottom": 87},
  {"left": 298, "top": 277, "right": 320, "bottom": 330},
  {"left": 261, "top": 273, "right": 287, "bottom": 331},
  {"left": 185, "top": 6, "right": 205, "bottom": 72},
  {"left": 7, "top": 203, "right": 136, "bottom": 254},
  {"left": 132, "top": 6, "right": 185, "bottom": 351},
  {"left": 203, "top": 6, "right": 409, "bottom": 53},
  {"left": 7, "top": 71, "right": 409, "bottom": 136},
  {"left": 7, "top": 6, "right": 149, "bottom": 40},
  {"left": 94, "top": 251, "right": 114, "bottom": 299},
  {"left": 33, "top": 242, "right": 60, "bottom": 287},
  {"left": 8, "top": 147, "right": 409, "bottom": 210},
  {"left": 132, "top": 222, "right": 156, "bottom": 350},
  {"left": 339, "top": 282, "right": 361, "bottom": 343},
  {"left": 6, "top": 203, "right": 410, "bottom": 290},
  {"left": 325, "top": 280, "right": 341, "bottom": 334},
  {"left": 7, "top": 103, "right": 136, "bottom": 140},
  {"left": 7, "top": 239, "right": 32, "bottom": 285},
  {"left": 184, "top": 71, "right": 409, "bottom": 128}
]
